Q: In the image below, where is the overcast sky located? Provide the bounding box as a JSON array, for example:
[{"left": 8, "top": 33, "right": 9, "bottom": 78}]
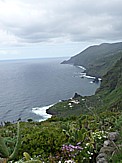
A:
[{"left": 0, "top": 0, "right": 122, "bottom": 60}]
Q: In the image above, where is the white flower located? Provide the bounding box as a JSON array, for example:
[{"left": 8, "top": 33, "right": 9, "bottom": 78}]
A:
[
  {"left": 101, "top": 130, "right": 104, "bottom": 134},
  {"left": 64, "top": 160, "right": 75, "bottom": 163},
  {"left": 87, "top": 151, "right": 91, "bottom": 155},
  {"left": 103, "top": 135, "right": 107, "bottom": 138},
  {"left": 86, "top": 143, "right": 90, "bottom": 146}
]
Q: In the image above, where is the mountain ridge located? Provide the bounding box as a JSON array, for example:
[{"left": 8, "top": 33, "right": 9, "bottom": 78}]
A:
[{"left": 62, "top": 42, "right": 122, "bottom": 77}]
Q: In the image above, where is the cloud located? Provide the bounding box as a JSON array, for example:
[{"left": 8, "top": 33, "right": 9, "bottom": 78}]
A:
[
  {"left": 0, "top": 49, "right": 19, "bottom": 55},
  {"left": 0, "top": 0, "right": 122, "bottom": 47}
]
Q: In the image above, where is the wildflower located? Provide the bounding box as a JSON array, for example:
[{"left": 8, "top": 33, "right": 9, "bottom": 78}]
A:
[
  {"left": 62, "top": 144, "right": 83, "bottom": 152},
  {"left": 103, "top": 135, "right": 107, "bottom": 138},
  {"left": 101, "top": 130, "right": 104, "bottom": 134},
  {"left": 68, "top": 103, "right": 72, "bottom": 106},
  {"left": 76, "top": 142, "right": 81, "bottom": 145},
  {"left": 64, "top": 160, "right": 75, "bottom": 163},
  {"left": 86, "top": 143, "right": 90, "bottom": 146},
  {"left": 87, "top": 151, "right": 90, "bottom": 155}
]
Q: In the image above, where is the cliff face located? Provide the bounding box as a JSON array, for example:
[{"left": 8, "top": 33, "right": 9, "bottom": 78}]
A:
[{"left": 62, "top": 42, "right": 122, "bottom": 77}]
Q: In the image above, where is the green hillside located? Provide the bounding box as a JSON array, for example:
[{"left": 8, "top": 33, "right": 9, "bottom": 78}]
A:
[
  {"left": 47, "top": 56, "right": 122, "bottom": 117},
  {"left": 0, "top": 43, "right": 122, "bottom": 163},
  {"left": 62, "top": 42, "right": 122, "bottom": 76},
  {"left": 86, "top": 51, "right": 122, "bottom": 77},
  {"left": 96, "top": 57, "right": 122, "bottom": 111}
]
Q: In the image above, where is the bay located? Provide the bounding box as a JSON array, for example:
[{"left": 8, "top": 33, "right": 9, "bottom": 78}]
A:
[{"left": 0, "top": 58, "right": 100, "bottom": 122}]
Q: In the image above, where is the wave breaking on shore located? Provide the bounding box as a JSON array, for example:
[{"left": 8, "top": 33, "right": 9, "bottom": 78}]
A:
[
  {"left": 32, "top": 104, "right": 53, "bottom": 122},
  {"left": 77, "top": 65, "right": 102, "bottom": 82}
]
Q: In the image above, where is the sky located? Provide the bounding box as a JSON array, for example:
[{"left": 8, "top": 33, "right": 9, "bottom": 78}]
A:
[{"left": 0, "top": 0, "right": 122, "bottom": 60}]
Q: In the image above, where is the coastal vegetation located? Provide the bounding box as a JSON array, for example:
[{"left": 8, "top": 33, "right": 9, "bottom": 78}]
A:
[
  {"left": 0, "top": 42, "right": 122, "bottom": 162},
  {"left": 0, "top": 111, "right": 122, "bottom": 162}
]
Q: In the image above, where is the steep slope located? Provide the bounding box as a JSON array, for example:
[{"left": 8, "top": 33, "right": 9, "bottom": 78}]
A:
[
  {"left": 86, "top": 51, "right": 122, "bottom": 76},
  {"left": 48, "top": 56, "right": 122, "bottom": 117},
  {"left": 62, "top": 42, "right": 122, "bottom": 76},
  {"left": 96, "top": 57, "right": 122, "bottom": 111}
]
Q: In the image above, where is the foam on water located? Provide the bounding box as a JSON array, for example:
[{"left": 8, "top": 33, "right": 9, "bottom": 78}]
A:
[
  {"left": 32, "top": 104, "right": 53, "bottom": 122},
  {"left": 77, "top": 65, "right": 86, "bottom": 70}
]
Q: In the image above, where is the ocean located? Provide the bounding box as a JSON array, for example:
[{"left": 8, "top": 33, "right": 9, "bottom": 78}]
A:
[{"left": 0, "top": 58, "right": 100, "bottom": 123}]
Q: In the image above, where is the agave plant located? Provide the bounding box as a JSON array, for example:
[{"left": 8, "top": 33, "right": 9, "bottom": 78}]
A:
[{"left": 0, "top": 122, "right": 21, "bottom": 163}]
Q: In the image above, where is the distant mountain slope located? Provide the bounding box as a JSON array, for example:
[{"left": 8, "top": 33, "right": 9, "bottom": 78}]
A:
[
  {"left": 87, "top": 51, "right": 122, "bottom": 77},
  {"left": 62, "top": 42, "right": 122, "bottom": 77}
]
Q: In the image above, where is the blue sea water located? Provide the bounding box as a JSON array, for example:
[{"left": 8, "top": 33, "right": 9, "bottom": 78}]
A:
[{"left": 0, "top": 58, "right": 100, "bottom": 122}]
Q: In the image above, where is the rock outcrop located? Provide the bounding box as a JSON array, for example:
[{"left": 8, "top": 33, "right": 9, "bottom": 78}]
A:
[{"left": 96, "top": 132, "right": 119, "bottom": 163}]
